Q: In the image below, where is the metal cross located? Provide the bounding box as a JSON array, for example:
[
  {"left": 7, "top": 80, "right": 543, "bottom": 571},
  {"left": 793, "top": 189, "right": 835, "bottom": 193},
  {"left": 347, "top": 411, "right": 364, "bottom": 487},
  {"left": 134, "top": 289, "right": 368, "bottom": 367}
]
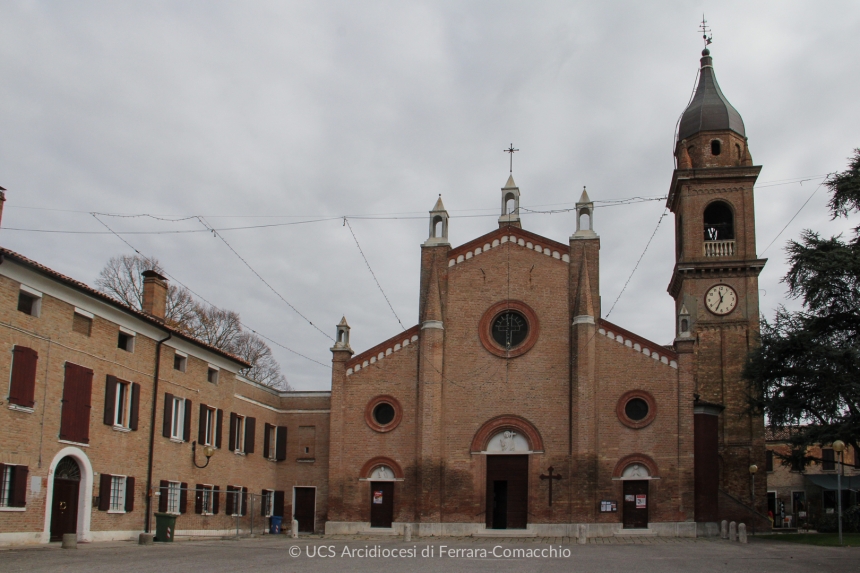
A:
[
  {"left": 539, "top": 466, "right": 563, "bottom": 506},
  {"left": 699, "top": 15, "right": 712, "bottom": 48},
  {"left": 504, "top": 143, "right": 519, "bottom": 173}
]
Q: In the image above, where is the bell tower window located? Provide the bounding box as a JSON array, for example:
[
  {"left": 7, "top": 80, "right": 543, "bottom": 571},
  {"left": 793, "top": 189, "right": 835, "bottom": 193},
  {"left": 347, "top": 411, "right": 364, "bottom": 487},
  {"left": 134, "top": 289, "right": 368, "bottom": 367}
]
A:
[
  {"left": 711, "top": 140, "right": 721, "bottom": 156},
  {"left": 703, "top": 201, "right": 735, "bottom": 257}
]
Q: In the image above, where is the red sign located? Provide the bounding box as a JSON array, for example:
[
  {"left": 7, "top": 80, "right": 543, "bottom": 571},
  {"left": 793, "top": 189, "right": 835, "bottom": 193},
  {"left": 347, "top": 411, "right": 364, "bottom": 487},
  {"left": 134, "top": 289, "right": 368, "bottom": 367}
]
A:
[{"left": 635, "top": 495, "right": 647, "bottom": 508}]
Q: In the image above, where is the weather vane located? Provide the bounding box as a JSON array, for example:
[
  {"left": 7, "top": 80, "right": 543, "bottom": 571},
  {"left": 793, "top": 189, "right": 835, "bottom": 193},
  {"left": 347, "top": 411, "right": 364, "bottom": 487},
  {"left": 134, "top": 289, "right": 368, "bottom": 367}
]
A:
[
  {"left": 504, "top": 143, "right": 519, "bottom": 174},
  {"left": 699, "top": 15, "right": 713, "bottom": 49}
]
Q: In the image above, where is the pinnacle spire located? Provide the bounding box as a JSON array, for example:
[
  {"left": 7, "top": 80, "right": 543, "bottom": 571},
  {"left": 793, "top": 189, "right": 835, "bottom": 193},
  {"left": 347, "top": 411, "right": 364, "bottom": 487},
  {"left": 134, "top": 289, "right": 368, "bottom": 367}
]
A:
[
  {"left": 504, "top": 174, "right": 517, "bottom": 189},
  {"left": 432, "top": 194, "right": 446, "bottom": 212},
  {"left": 574, "top": 254, "right": 595, "bottom": 321},
  {"left": 423, "top": 264, "right": 443, "bottom": 324}
]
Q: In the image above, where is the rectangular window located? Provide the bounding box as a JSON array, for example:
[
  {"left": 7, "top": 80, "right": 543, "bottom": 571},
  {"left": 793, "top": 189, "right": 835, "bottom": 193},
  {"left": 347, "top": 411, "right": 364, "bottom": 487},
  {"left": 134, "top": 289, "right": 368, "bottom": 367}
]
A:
[
  {"left": 167, "top": 481, "right": 181, "bottom": 514},
  {"left": 113, "top": 382, "right": 130, "bottom": 427},
  {"left": 109, "top": 475, "right": 126, "bottom": 512},
  {"left": 207, "top": 367, "right": 219, "bottom": 384},
  {"left": 234, "top": 416, "right": 245, "bottom": 453},
  {"left": 173, "top": 351, "right": 187, "bottom": 372},
  {"left": 822, "top": 448, "right": 835, "bottom": 471},
  {"left": 117, "top": 328, "right": 135, "bottom": 352},
  {"left": 766, "top": 450, "right": 774, "bottom": 472},
  {"left": 9, "top": 346, "right": 38, "bottom": 409},
  {"left": 203, "top": 408, "right": 214, "bottom": 446},
  {"left": 202, "top": 486, "right": 213, "bottom": 514},
  {"left": 72, "top": 308, "right": 93, "bottom": 336},
  {"left": 268, "top": 425, "right": 277, "bottom": 461},
  {"left": 262, "top": 489, "right": 273, "bottom": 517},
  {"left": 0, "top": 466, "right": 12, "bottom": 507},
  {"left": 227, "top": 485, "right": 245, "bottom": 516},
  {"left": 17, "top": 286, "right": 42, "bottom": 317},
  {"left": 790, "top": 453, "right": 803, "bottom": 473},
  {"left": 171, "top": 397, "right": 185, "bottom": 440}
]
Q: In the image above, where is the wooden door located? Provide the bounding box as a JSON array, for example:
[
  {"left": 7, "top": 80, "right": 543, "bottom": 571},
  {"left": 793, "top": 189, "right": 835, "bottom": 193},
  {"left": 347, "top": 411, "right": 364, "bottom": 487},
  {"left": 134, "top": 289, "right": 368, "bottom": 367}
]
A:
[
  {"left": 293, "top": 487, "right": 316, "bottom": 533},
  {"left": 369, "top": 482, "right": 394, "bottom": 528},
  {"left": 50, "top": 479, "right": 79, "bottom": 541},
  {"left": 622, "top": 480, "right": 649, "bottom": 529},
  {"left": 486, "top": 455, "right": 528, "bottom": 529}
]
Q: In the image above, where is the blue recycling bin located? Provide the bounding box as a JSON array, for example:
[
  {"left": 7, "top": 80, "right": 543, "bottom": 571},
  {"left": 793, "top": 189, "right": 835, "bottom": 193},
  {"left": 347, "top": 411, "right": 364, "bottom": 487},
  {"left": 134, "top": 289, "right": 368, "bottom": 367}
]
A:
[{"left": 270, "top": 515, "right": 283, "bottom": 534}]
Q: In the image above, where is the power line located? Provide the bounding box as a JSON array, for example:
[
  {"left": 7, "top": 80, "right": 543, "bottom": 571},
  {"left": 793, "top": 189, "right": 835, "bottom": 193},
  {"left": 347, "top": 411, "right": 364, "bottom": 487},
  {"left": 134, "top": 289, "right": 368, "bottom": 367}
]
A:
[
  {"left": 343, "top": 217, "right": 405, "bottom": 330},
  {"left": 759, "top": 174, "right": 833, "bottom": 256},
  {"left": 90, "top": 213, "right": 330, "bottom": 369},
  {"left": 195, "top": 216, "right": 334, "bottom": 342}
]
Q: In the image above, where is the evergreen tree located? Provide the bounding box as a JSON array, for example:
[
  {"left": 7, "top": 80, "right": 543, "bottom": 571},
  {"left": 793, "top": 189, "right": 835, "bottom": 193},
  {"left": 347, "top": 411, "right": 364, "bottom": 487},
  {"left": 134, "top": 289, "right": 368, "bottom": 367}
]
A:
[{"left": 746, "top": 149, "right": 860, "bottom": 463}]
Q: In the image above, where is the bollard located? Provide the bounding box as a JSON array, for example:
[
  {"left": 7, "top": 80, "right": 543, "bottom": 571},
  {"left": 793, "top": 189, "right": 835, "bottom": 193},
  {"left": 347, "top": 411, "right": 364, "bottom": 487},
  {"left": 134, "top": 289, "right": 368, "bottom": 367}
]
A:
[
  {"left": 291, "top": 519, "right": 299, "bottom": 539},
  {"left": 720, "top": 520, "right": 728, "bottom": 539},
  {"left": 138, "top": 533, "right": 154, "bottom": 546},
  {"left": 577, "top": 524, "right": 587, "bottom": 544},
  {"left": 738, "top": 523, "right": 747, "bottom": 544},
  {"left": 729, "top": 521, "right": 737, "bottom": 542},
  {"left": 403, "top": 524, "right": 412, "bottom": 542},
  {"left": 61, "top": 533, "right": 77, "bottom": 549}
]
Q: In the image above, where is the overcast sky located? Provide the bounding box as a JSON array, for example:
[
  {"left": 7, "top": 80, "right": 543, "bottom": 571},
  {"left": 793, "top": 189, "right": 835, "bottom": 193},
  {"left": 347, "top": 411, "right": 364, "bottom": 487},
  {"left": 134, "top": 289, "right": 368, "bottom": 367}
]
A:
[{"left": 1, "top": 2, "right": 858, "bottom": 390}]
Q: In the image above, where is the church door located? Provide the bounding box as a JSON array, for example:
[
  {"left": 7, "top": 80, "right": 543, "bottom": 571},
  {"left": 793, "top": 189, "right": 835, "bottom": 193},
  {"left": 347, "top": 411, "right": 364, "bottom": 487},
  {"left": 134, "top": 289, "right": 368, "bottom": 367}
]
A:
[
  {"left": 293, "top": 487, "right": 316, "bottom": 533},
  {"left": 486, "top": 455, "right": 528, "bottom": 529},
  {"left": 369, "top": 482, "right": 394, "bottom": 528},
  {"left": 622, "top": 480, "right": 649, "bottom": 529},
  {"left": 50, "top": 457, "right": 81, "bottom": 541}
]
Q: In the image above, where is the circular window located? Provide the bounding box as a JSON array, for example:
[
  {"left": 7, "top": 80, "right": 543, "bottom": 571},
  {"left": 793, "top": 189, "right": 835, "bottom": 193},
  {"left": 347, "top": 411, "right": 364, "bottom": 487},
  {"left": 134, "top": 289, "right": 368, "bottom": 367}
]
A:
[
  {"left": 625, "top": 398, "right": 649, "bottom": 421},
  {"left": 478, "top": 301, "right": 540, "bottom": 358},
  {"left": 373, "top": 403, "right": 395, "bottom": 425},
  {"left": 617, "top": 390, "right": 657, "bottom": 429},
  {"left": 365, "top": 395, "right": 402, "bottom": 433},
  {"left": 492, "top": 311, "right": 529, "bottom": 349}
]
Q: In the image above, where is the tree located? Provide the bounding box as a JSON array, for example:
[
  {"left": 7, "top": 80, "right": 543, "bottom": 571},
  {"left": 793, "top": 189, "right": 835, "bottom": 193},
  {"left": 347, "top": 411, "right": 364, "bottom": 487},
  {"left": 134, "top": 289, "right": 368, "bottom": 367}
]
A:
[
  {"left": 745, "top": 149, "right": 860, "bottom": 462},
  {"left": 96, "top": 254, "right": 291, "bottom": 391}
]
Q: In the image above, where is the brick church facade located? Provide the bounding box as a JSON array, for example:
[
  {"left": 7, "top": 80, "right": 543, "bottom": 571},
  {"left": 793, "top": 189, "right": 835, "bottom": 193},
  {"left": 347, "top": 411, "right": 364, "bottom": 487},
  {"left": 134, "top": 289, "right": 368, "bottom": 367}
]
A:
[{"left": 0, "top": 46, "right": 766, "bottom": 545}]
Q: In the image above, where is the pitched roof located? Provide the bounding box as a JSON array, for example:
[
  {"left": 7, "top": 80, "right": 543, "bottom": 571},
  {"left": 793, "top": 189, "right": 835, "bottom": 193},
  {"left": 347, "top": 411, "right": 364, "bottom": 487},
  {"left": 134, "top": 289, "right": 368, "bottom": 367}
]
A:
[{"left": 0, "top": 247, "right": 250, "bottom": 367}]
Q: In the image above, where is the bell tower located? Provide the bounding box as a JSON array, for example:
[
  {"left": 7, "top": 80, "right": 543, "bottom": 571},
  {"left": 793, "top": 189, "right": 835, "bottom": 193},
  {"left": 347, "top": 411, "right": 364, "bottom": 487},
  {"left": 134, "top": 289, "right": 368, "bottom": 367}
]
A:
[{"left": 668, "top": 47, "right": 767, "bottom": 525}]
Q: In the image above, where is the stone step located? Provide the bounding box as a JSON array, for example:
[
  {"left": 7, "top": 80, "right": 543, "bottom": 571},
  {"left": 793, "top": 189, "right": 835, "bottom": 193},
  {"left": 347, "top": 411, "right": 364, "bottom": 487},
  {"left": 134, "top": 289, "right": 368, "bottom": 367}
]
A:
[
  {"left": 473, "top": 528, "right": 538, "bottom": 538},
  {"left": 614, "top": 528, "right": 657, "bottom": 537}
]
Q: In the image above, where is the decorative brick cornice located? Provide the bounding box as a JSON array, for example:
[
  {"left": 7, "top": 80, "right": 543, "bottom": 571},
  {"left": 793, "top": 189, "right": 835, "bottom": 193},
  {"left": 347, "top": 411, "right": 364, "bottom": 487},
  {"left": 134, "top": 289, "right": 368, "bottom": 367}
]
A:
[
  {"left": 346, "top": 325, "right": 420, "bottom": 374},
  {"left": 598, "top": 319, "right": 678, "bottom": 369},
  {"left": 447, "top": 227, "right": 570, "bottom": 269}
]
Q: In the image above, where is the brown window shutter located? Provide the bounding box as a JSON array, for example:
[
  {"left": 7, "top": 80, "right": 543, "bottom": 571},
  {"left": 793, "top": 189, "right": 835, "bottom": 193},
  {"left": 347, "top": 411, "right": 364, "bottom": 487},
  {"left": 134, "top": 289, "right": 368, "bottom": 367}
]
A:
[
  {"left": 212, "top": 485, "right": 220, "bottom": 514},
  {"left": 179, "top": 482, "right": 188, "bottom": 514},
  {"left": 11, "top": 466, "right": 29, "bottom": 508},
  {"left": 194, "top": 484, "right": 204, "bottom": 514},
  {"left": 183, "top": 399, "right": 192, "bottom": 442},
  {"left": 9, "top": 346, "right": 38, "bottom": 408},
  {"left": 273, "top": 490, "right": 285, "bottom": 518},
  {"left": 129, "top": 383, "right": 140, "bottom": 431},
  {"left": 215, "top": 409, "right": 223, "bottom": 449},
  {"left": 125, "top": 477, "right": 135, "bottom": 512},
  {"left": 241, "top": 487, "right": 248, "bottom": 516},
  {"left": 263, "top": 423, "right": 272, "bottom": 459},
  {"left": 60, "top": 363, "right": 93, "bottom": 444},
  {"left": 276, "top": 427, "right": 287, "bottom": 461},
  {"left": 103, "top": 375, "right": 117, "bottom": 426},
  {"left": 158, "top": 480, "right": 169, "bottom": 513},
  {"left": 225, "top": 486, "right": 234, "bottom": 515},
  {"left": 261, "top": 490, "right": 267, "bottom": 516},
  {"left": 244, "top": 417, "right": 256, "bottom": 454},
  {"left": 228, "top": 413, "right": 237, "bottom": 451},
  {"left": 162, "top": 393, "right": 173, "bottom": 438},
  {"left": 198, "top": 403, "right": 208, "bottom": 444},
  {"left": 99, "top": 474, "right": 112, "bottom": 511}
]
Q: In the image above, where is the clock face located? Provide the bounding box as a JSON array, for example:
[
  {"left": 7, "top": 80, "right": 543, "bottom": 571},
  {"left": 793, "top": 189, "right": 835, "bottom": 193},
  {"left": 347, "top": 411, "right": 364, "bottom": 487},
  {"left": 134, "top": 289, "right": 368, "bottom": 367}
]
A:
[{"left": 705, "top": 284, "right": 738, "bottom": 316}]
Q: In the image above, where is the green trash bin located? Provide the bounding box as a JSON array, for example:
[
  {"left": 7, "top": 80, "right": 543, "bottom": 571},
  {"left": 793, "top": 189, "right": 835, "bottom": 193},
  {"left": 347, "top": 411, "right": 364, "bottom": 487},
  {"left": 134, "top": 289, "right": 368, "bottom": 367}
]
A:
[{"left": 154, "top": 512, "right": 177, "bottom": 542}]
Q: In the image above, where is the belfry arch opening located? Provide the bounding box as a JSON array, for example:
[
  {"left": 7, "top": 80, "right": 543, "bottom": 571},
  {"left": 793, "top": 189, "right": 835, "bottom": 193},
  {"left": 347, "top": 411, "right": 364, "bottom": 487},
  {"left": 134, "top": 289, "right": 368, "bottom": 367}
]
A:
[
  {"left": 703, "top": 201, "right": 734, "bottom": 241},
  {"left": 433, "top": 216, "right": 444, "bottom": 238},
  {"left": 504, "top": 193, "right": 517, "bottom": 215},
  {"left": 579, "top": 210, "right": 591, "bottom": 231}
]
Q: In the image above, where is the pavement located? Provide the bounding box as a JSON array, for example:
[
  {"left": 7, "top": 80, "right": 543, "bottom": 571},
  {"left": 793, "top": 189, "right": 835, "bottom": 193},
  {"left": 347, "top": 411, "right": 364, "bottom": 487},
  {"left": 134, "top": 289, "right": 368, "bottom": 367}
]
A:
[{"left": 0, "top": 534, "right": 857, "bottom": 572}]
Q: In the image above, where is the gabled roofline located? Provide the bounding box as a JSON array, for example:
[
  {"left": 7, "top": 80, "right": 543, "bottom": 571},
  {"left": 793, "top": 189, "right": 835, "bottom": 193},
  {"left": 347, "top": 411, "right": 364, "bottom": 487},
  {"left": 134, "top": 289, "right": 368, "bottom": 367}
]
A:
[
  {"left": 0, "top": 247, "right": 250, "bottom": 368},
  {"left": 346, "top": 324, "right": 421, "bottom": 370},
  {"left": 447, "top": 226, "right": 570, "bottom": 261}
]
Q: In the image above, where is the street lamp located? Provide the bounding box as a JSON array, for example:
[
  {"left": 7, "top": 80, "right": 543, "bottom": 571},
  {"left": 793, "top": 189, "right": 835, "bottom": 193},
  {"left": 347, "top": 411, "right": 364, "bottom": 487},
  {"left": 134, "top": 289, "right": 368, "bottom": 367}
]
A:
[
  {"left": 833, "top": 440, "right": 845, "bottom": 546},
  {"left": 749, "top": 464, "right": 758, "bottom": 534},
  {"left": 192, "top": 441, "right": 215, "bottom": 469}
]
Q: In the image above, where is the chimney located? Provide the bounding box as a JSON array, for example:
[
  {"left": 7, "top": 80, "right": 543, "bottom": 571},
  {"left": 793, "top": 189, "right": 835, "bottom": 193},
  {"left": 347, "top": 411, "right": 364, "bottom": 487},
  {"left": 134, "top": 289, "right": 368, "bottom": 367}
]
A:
[
  {"left": 141, "top": 270, "right": 168, "bottom": 320},
  {"left": 0, "top": 186, "right": 6, "bottom": 229}
]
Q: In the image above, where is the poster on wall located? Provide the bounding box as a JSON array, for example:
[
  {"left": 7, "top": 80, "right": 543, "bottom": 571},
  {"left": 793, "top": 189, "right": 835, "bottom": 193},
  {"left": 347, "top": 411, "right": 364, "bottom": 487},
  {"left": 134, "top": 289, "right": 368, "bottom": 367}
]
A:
[
  {"left": 635, "top": 495, "right": 647, "bottom": 508},
  {"left": 624, "top": 495, "right": 634, "bottom": 502},
  {"left": 600, "top": 500, "right": 618, "bottom": 513},
  {"left": 373, "top": 491, "right": 384, "bottom": 504}
]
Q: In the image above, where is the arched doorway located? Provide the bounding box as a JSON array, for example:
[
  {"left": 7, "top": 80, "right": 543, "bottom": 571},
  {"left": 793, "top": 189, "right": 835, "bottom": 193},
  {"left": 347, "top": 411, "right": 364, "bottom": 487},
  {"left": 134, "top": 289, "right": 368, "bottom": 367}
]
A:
[
  {"left": 50, "top": 457, "right": 80, "bottom": 541},
  {"left": 621, "top": 463, "right": 650, "bottom": 529}
]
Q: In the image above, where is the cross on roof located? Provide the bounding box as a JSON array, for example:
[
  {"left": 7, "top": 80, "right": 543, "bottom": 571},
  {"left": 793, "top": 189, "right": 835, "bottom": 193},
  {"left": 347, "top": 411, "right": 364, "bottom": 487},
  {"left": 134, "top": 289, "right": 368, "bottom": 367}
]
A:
[
  {"left": 504, "top": 143, "right": 519, "bottom": 173},
  {"left": 699, "top": 15, "right": 713, "bottom": 48}
]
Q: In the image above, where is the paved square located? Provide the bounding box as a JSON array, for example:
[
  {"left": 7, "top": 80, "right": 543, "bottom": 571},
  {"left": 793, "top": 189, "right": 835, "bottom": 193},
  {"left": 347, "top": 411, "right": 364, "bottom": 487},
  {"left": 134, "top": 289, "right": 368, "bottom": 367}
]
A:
[{"left": 1, "top": 535, "right": 857, "bottom": 573}]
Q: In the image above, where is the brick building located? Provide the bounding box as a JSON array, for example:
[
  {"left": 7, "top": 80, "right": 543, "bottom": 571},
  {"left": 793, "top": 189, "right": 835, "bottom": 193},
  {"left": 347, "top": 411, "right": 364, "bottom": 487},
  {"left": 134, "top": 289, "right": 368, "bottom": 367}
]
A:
[
  {"left": 1, "top": 46, "right": 767, "bottom": 544},
  {"left": 325, "top": 47, "right": 767, "bottom": 538}
]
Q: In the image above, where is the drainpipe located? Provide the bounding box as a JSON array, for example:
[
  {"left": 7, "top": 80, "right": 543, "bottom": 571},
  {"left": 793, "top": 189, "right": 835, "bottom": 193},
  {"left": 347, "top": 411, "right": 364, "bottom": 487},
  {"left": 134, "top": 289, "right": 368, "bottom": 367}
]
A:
[{"left": 145, "top": 332, "right": 171, "bottom": 533}]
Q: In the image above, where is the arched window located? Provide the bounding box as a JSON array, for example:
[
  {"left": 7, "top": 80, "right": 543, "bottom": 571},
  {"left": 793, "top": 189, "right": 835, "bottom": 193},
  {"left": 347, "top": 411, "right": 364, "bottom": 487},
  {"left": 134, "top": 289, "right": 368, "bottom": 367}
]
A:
[
  {"left": 432, "top": 216, "right": 444, "bottom": 238},
  {"left": 703, "top": 201, "right": 734, "bottom": 241},
  {"left": 579, "top": 210, "right": 591, "bottom": 231},
  {"left": 505, "top": 194, "right": 517, "bottom": 215},
  {"left": 711, "top": 140, "right": 721, "bottom": 156}
]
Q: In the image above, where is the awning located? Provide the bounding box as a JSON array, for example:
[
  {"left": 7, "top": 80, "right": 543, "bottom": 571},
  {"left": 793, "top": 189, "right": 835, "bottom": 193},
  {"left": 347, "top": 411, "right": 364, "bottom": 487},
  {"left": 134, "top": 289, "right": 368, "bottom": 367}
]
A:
[{"left": 804, "top": 474, "right": 860, "bottom": 490}]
